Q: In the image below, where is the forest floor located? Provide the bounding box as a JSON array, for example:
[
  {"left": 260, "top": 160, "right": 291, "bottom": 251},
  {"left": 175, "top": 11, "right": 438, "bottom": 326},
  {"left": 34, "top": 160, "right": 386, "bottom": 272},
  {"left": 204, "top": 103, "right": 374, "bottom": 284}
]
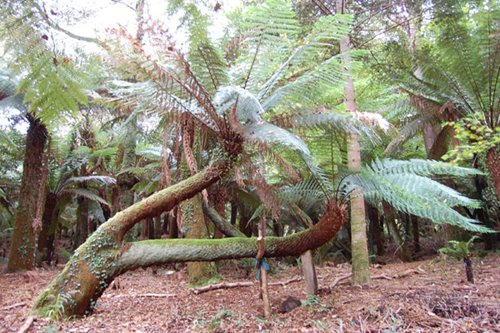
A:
[{"left": 0, "top": 253, "right": 499, "bottom": 333}]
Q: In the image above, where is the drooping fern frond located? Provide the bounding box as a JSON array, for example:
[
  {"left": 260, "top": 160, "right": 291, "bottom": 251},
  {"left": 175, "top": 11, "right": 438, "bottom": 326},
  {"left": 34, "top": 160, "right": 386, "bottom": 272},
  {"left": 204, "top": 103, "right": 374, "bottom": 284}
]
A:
[
  {"left": 368, "top": 158, "right": 485, "bottom": 178},
  {"left": 344, "top": 158, "right": 491, "bottom": 233},
  {"left": 61, "top": 175, "right": 116, "bottom": 189},
  {"left": 261, "top": 50, "right": 363, "bottom": 111}
]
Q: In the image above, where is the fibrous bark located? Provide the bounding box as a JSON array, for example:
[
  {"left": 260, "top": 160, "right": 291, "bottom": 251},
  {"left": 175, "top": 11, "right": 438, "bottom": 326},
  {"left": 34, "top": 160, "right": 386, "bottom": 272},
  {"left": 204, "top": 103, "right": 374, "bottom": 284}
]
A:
[
  {"left": 486, "top": 148, "right": 499, "bottom": 200},
  {"left": 36, "top": 193, "right": 57, "bottom": 265},
  {"left": 7, "top": 115, "right": 48, "bottom": 272}
]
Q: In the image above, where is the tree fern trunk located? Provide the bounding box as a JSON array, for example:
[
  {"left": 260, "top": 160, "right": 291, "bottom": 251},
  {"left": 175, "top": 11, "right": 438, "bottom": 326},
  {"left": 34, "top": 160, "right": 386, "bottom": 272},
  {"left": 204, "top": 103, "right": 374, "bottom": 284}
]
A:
[
  {"left": 383, "top": 203, "right": 410, "bottom": 262},
  {"left": 464, "top": 256, "right": 474, "bottom": 283},
  {"left": 37, "top": 193, "right": 57, "bottom": 265},
  {"left": 75, "top": 197, "right": 89, "bottom": 248},
  {"left": 33, "top": 161, "right": 231, "bottom": 318},
  {"left": 7, "top": 115, "right": 47, "bottom": 272},
  {"left": 486, "top": 148, "right": 499, "bottom": 200},
  {"left": 182, "top": 194, "right": 218, "bottom": 285},
  {"left": 337, "top": 0, "right": 370, "bottom": 285}
]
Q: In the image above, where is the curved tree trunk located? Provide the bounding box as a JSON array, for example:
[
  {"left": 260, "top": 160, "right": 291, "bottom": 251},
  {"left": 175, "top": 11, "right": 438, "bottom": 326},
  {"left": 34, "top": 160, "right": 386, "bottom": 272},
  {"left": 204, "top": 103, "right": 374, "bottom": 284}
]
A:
[
  {"left": 33, "top": 184, "right": 345, "bottom": 319},
  {"left": 33, "top": 160, "right": 230, "bottom": 317},
  {"left": 7, "top": 115, "right": 48, "bottom": 272}
]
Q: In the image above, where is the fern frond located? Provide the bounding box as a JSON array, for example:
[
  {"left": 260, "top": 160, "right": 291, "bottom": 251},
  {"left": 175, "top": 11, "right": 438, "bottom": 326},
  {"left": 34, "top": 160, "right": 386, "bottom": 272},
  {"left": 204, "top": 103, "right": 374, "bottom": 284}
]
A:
[
  {"left": 261, "top": 49, "right": 364, "bottom": 111},
  {"left": 63, "top": 188, "right": 110, "bottom": 207},
  {"left": 61, "top": 176, "right": 116, "bottom": 189},
  {"left": 184, "top": 4, "right": 229, "bottom": 93},
  {"left": 344, "top": 158, "right": 491, "bottom": 233},
  {"left": 368, "top": 158, "right": 485, "bottom": 178},
  {"left": 256, "top": 14, "right": 353, "bottom": 101}
]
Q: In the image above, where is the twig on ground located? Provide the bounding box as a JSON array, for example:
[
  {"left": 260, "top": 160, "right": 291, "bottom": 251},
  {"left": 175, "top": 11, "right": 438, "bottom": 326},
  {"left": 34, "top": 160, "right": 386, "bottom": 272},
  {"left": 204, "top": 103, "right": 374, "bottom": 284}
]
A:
[
  {"left": 103, "top": 293, "right": 176, "bottom": 298},
  {"left": 17, "top": 316, "right": 34, "bottom": 333},
  {"left": 269, "top": 276, "right": 302, "bottom": 286},
  {"left": 1, "top": 302, "right": 27, "bottom": 311},
  {"left": 331, "top": 273, "right": 353, "bottom": 288},
  {"left": 191, "top": 276, "right": 304, "bottom": 295},
  {"left": 373, "top": 266, "right": 426, "bottom": 280},
  {"left": 394, "top": 266, "right": 425, "bottom": 279},
  {"left": 191, "top": 281, "right": 254, "bottom": 295}
]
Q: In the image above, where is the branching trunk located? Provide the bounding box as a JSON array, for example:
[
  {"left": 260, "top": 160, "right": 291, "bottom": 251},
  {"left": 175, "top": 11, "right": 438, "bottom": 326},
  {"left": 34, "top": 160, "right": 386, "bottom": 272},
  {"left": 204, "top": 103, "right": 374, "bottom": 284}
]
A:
[{"left": 33, "top": 188, "right": 345, "bottom": 319}]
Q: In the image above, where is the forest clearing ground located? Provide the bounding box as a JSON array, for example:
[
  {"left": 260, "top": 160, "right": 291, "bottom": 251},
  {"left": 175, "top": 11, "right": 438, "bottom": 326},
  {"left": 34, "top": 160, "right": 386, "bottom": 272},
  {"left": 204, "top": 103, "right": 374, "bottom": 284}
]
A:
[{"left": 1, "top": 253, "right": 499, "bottom": 333}]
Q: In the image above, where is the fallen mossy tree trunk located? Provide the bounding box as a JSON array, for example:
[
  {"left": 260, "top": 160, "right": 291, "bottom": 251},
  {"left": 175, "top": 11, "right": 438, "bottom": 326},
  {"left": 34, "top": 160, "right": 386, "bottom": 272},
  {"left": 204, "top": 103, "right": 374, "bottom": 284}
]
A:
[{"left": 33, "top": 161, "right": 346, "bottom": 319}]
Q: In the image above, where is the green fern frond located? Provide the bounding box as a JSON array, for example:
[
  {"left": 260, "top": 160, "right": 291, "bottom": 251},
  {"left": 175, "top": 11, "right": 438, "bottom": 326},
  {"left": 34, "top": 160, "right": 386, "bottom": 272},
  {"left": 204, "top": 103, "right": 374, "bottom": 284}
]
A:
[
  {"left": 344, "top": 159, "right": 491, "bottom": 233},
  {"left": 368, "top": 158, "right": 485, "bottom": 178},
  {"left": 385, "top": 113, "right": 440, "bottom": 155},
  {"left": 184, "top": 4, "right": 229, "bottom": 93},
  {"left": 256, "top": 14, "right": 353, "bottom": 101},
  {"left": 232, "top": 0, "right": 300, "bottom": 91}
]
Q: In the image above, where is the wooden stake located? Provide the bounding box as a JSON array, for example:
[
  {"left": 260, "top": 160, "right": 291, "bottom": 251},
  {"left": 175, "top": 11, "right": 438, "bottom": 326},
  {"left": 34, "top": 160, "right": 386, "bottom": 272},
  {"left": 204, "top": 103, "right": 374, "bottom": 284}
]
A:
[
  {"left": 257, "top": 217, "right": 271, "bottom": 318},
  {"left": 300, "top": 250, "right": 318, "bottom": 295}
]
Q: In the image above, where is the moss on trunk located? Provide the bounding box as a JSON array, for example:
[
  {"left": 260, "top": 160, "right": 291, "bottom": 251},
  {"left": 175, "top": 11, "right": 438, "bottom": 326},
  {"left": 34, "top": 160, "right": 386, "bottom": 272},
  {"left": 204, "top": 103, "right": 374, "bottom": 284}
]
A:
[
  {"left": 33, "top": 161, "right": 231, "bottom": 318},
  {"left": 33, "top": 196, "right": 345, "bottom": 319},
  {"left": 182, "top": 194, "right": 218, "bottom": 285}
]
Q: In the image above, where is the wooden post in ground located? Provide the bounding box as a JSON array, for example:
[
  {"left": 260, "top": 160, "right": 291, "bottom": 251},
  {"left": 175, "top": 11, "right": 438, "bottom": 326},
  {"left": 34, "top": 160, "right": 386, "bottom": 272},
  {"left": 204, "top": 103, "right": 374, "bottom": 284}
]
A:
[
  {"left": 300, "top": 250, "right": 318, "bottom": 295},
  {"left": 257, "top": 217, "right": 271, "bottom": 318}
]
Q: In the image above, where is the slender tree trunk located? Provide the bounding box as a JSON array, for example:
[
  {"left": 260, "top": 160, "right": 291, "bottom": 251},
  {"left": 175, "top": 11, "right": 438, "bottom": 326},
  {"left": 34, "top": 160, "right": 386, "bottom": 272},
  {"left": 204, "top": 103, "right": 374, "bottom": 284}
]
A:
[
  {"left": 423, "top": 123, "right": 442, "bottom": 155},
  {"left": 239, "top": 209, "right": 253, "bottom": 237},
  {"left": 169, "top": 209, "right": 178, "bottom": 239},
  {"left": 147, "top": 218, "right": 155, "bottom": 239},
  {"left": 154, "top": 215, "right": 162, "bottom": 239},
  {"left": 367, "top": 203, "right": 384, "bottom": 256},
  {"left": 486, "top": 148, "right": 499, "bottom": 200},
  {"left": 37, "top": 193, "right": 57, "bottom": 265},
  {"left": 337, "top": 0, "right": 370, "bottom": 285},
  {"left": 301, "top": 250, "right": 318, "bottom": 295},
  {"left": 411, "top": 215, "right": 420, "bottom": 253},
  {"left": 230, "top": 201, "right": 238, "bottom": 226},
  {"left": 7, "top": 115, "right": 47, "bottom": 272},
  {"left": 464, "top": 257, "right": 474, "bottom": 283},
  {"left": 383, "top": 203, "right": 411, "bottom": 262},
  {"left": 75, "top": 197, "right": 89, "bottom": 248}
]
